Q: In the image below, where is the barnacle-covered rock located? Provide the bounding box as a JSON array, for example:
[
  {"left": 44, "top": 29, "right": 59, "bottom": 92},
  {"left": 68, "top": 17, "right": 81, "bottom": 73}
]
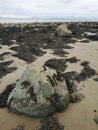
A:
[{"left": 7, "top": 64, "right": 69, "bottom": 117}]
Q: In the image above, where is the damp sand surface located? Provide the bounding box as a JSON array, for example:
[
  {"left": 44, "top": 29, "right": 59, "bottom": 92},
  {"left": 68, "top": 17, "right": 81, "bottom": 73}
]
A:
[
  {"left": 0, "top": 41, "right": 98, "bottom": 130},
  {"left": 57, "top": 41, "right": 98, "bottom": 130}
]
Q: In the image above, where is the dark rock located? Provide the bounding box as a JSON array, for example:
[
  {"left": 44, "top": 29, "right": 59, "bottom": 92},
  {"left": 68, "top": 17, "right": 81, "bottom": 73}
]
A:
[
  {"left": 44, "top": 58, "right": 67, "bottom": 72},
  {"left": 38, "top": 116, "right": 64, "bottom": 130},
  {"left": 75, "top": 66, "right": 96, "bottom": 82},
  {"left": 48, "top": 93, "right": 68, "bottom": 112},
  {"left": 70, "top": 92, "right": 85, "bottom": 103},
  {"left": 81, "top": 61, "right": 90, "bottom": 66},
  {"left": 62, "top": 65, "right": 96, "bottom": 83},
  {"left": 0, "top": 60, "right": 17, "bottom": 78},
  {"left": 64, "top": 78, "right": 77, "bottom": 94},
  {"left": 66, "top": 56, "right": 80, "bottom": 63},
  {"left": 52, "top": 49, "right": 69, "bottom": 57},
  {"left": 43, "top": 41, "right": 73, "bottom": 50},
  {"left": 60, "top": 72, "right": 84, "bottom": 103},
  {"left": 12, "top": 53, "right": 35, "bottom": 63},
  {"left": 62, "top": 71, "right": 78, "bottom": 80},
  {"left": 66, "top": 79, "right": 84, "bottom": 103},
  {"left": 41, "top": 37, "right": 55, "bottom": 44},
  {"left": 0, "top": 52, "right": 12, "bottom": 61},
  {"left": 0, "top": 84, "right": 15, "bottom": 108},
  {"left": 11, "top": 45, "right": 45, "bottom": 63},
  {"left": 11, "top": 45, "right": 36, "bottom": 63},
  {"left": 30, "top": 46, "right": 46, "bottom": 56}
]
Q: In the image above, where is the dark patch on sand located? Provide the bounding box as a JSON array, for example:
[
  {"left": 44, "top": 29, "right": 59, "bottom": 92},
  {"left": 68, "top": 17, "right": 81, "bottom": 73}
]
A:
[
  {"left": 86, "top": 34, "right": 98, "bottom": 41},
  {"left": 81, "top": 61, "right": 90, "bottom": 66},
  {"left": 62, "top": 65, "right": 96, "bottom": 83},
  {"left": 69, "top": 92, "right": 85, "bottom": 103},
  {"left": 52, "top": 49, "right": 69, "bottom": 57},
  {"left": 12, "top": 116, "right": 64, "bottom": 130},
  {"left": 0, "top": 60, "right": 17, "bottom": 79},
  {"left": 0, "top": 39, "right": 15, "bottom": 46},
  {"left": 44, "top": 58, "right": 67, "bottom": 72},
  {"left": 48, "top": 93, "right": 66, "bottom": 112},
  {"left": 62, "top": 71, "right": 78, "bottom": 80},
  {"left": 80, "top": 39, "right": 90, "bottom": 43},
  {"left": 62, "top": 73, "right": 84, "bottom": 103},
  {"left": 38, "top": 116, "right": 64, "bottom": 130},
  {"left": 10, "top": 45, "right": 46, "bottom": 63},
  {"left": 0, "top": 84, "right": 15, "bottom": 108},
  {"left": 75, "top": 66, "right": 96, "bottom": 82},
  {"left": 66, "top": 56, "right": 80, "bottom": 63},
  {"left": 68, "top": 22, "right": 98, "bottom": 40},
  {"left": 0, "top": 52, "right": 12, "bottom": 61},
  {"left": 43, "top": 42, "right": 73, "bottom": 50}
]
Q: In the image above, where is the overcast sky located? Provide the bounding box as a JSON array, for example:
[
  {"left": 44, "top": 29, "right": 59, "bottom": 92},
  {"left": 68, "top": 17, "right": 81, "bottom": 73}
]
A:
[{"left": 0, "top": 0, "right": 98, "bottom": 18}]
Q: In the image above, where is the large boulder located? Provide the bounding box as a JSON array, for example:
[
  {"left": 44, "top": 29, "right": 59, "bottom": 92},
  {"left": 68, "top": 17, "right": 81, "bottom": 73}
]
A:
[
  {"left": 7, "top": 65, "right": 69, "bottom": 117},
  {"left": 56, "top": 24, "right": 72, "bottom": 37}
]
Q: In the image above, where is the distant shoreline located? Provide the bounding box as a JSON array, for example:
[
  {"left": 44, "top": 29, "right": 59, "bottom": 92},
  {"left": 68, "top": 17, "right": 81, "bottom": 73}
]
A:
[{"left": 0, "top": 17, "right": 98, "bottom": 23}]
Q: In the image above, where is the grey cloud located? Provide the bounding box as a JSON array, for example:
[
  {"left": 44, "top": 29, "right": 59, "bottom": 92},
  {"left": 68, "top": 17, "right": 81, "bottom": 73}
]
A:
[{"left": 0, "top": 0, "right": 98, "bottom": 18}]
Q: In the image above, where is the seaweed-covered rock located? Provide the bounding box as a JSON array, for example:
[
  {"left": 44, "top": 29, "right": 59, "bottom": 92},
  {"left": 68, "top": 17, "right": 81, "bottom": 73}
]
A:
[
  {"left": 66, "top": 56, "right": 80, "bottom": 63},
  {"left": 61, "top": 72, "right": 85, "bottom": 103},
  {"left": 56, "top": 24, "right": 72, "bottom": 37},
  {"left": 7, "top": 65, "right": 69, "bottom": 117},
  {"left": 0, "top": 84, "right": 15, "bottom": 108},
  {"left": 81, "top": 61, "right": 90, "bottom": 66},
  {"left": 75, "top": 66, "right": 96, "bottom": 82},
  {"left": 53, "top": 49, "right": 69, "bottom": 57},
  {"left": 44, "top": 58, "right": 67, "bottom": 72}
]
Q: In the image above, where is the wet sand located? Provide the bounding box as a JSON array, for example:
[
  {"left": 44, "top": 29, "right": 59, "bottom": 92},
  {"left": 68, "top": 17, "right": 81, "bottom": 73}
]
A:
[
  {"left": 57, "top": 41, "right": 98, "bottom": 130},
  {"left": 0, "top": 40, "right": 98, "bottom": 130}
]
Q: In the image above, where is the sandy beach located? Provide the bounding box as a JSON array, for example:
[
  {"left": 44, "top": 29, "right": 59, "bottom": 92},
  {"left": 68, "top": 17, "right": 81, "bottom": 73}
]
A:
[{"left": 0, "top": 22, "right": 98, "bottom": 130}]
